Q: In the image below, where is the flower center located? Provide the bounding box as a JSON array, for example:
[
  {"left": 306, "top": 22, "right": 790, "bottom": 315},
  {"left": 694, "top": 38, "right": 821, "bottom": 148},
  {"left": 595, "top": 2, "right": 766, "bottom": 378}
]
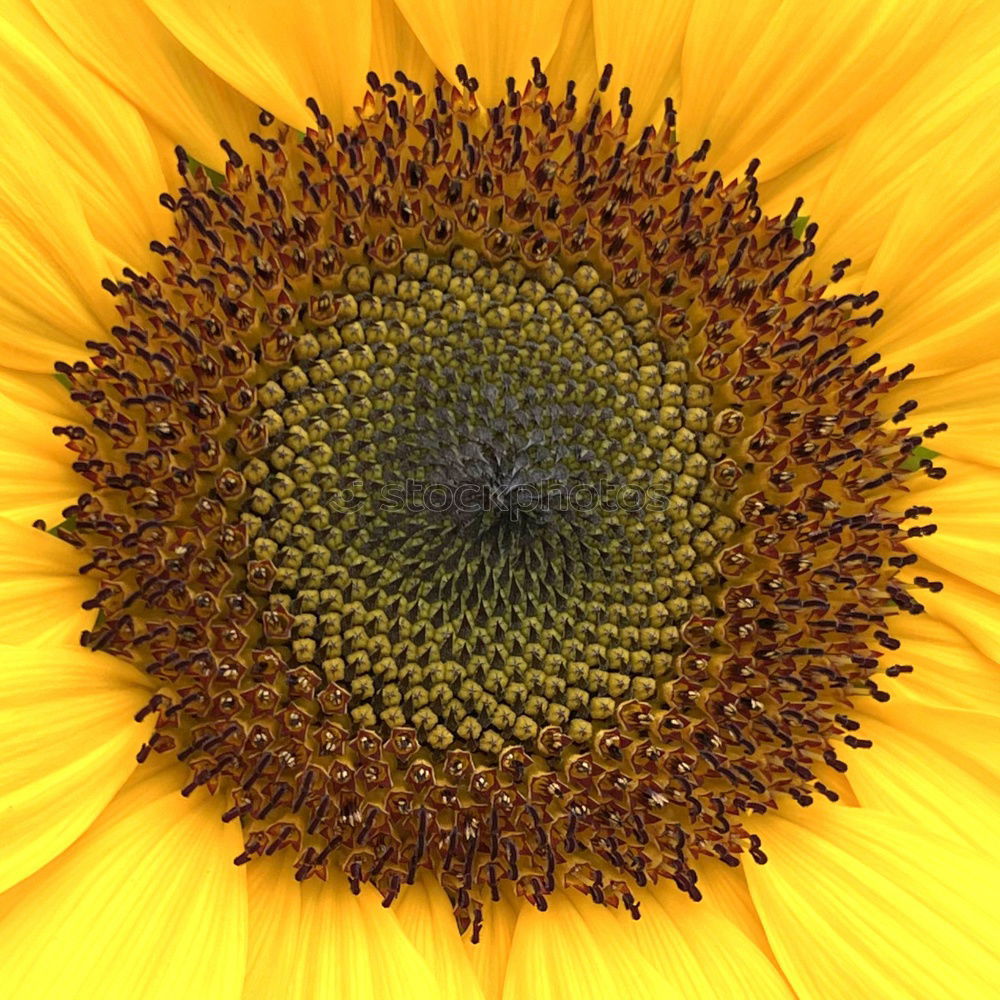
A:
[
  {"left": 51, "top": 62, "right": 941, "bottom": 937},
  {"left": 242, "top": 251, "right": 733, "bottom": 759}
]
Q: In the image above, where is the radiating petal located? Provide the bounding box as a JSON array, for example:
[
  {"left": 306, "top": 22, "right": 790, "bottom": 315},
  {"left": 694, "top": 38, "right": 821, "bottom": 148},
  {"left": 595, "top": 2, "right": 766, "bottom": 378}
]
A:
[
  {"left": 0, "top": 119, "right": 114, "bottom": 371},
  {"left": 1, "top": 0, "right": 168, "bottom": 268},
  {"left": 0, "top": 644, "right": 150, "bottom": 895},
  {"left": 591, "top": 0, "right": 692, "bottom": 129},
  {"left": 897, "top": 360, "right": 1000, "bottom": 469},
  {"left": 845, "top": 713, "right": 999, "bottom": 854},
  {"left": 370, "top": 0, "right": 437, "bottom": 89},
  {"left": 544, "top": 0, "right": 598, "bottom": 97},
  {"left": 33, "top": 0, "right": 260, "bottom": 173},
  {"left": 679, "top": 0, "right": 966, "bottom": 181},
  {"left": 889, "top": 457, "right": 1000, "bottom": 597},
  {"left": 746, "top": 807, "right": 1000, "bottom": 1000},
  {"left": 684, "top": 862, "right": 777, "bottom": 960},
  {"left": 0, "top": 384, "right": 78, "bottom": 526},
  {"left": 0, "top": 369, "right": 76, "bottom": 416},
  {"left": 394, "top": 876, "right": 485, "bottom": 1000},
  {"left": 244, "top": 856, "right": 303, "bottom": 1000},
  {"left": 809, "top": 2, "right": 1000, "bottom": 276},
  {"left": 0, "top": 516, "right": 92, "bottom": 646},
  {"left": 146, "top": 0, "right": 374, "bottom": 132},
  {"left": 907, "top": 562, "right": 1000, "bottom": 665},
  {"left": 502, "top": 891, "right": 660, "bottom": 1000},
  {"left": 861, "top": 695, "right": 1000, "bottom": 787},
  {"left": 629, "top": 883, "right": 794, "bottom": 999},
  {"left": 246, "top": 858, "right": 441, "bottom": 1000},
  {"left": 865, "top": 114, "right": 1000, "bottom": 377},
  {"left": 0, "top": 758, "right": 248, "bottom": 999},
  {"left": 888, "top": 612, "right": 1000, "bottom": 716},
  {"left": 864, "top": 639, "right": 997, "bottom": 758},
  {"left": 392, "top": 0, "right": 575, "bottom": 105},
  {"left": 463, "top": 895, "right": 520, "bottom": 1000},
  {"left": 755, "top": 139, "right": 846, "bottom": 221},
  {"left": 291, "top": 878, "right": 439, "bottom": 999}
]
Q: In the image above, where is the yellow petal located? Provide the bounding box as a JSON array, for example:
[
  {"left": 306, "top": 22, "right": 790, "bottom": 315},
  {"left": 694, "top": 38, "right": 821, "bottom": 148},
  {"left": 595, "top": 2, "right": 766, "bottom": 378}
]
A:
[
  {"left": 860, "top": 593, "right": 994, "bottom": 771},
  {"left": 909, "top": 562, "right": 1000, "bottom": 665},
  {"left": 889, "top": 612, "right": 1000, "bottom": 716},
  {"left": 626, "top": 883, "right": 795, "bottom": 999},
  {"left": 0, "top": 0, "right": 168, "bottom": 269},
  {"left": 746, "top": 807, "right": 1000, "bottom": 1000},
  {"left": 810, "top": 3, "right": 1000, "bottom": 276},
  {"left": 0, "top": 368, "right": 77, "bottom": 417},
  {"left": 0, "top": 643, "right": 151, "bottom": 894},
  {"left": 392, "top": 0, "right": 575, "bottom": 105},
  {"left": 244, "top": 856, "right": 303, "bottom": 1000},
  {"left": 33, "top": 0, "right": 260, "bottom": 173},
  {"left": 755, "top": 138, "right": 845, "bottom": 221},
  {"left": 864, "top": 113, "right": 1000, "bottom": 377},
  {"left": 0, "top": 368, "right": 83, "bottom": 527},
  {"left": 862, "top": 694, "right": 1000, "bottom": 787},
  {"left": 679, "top": 0, "right": 966, "bottom": 181},
  {"left": 0, "top": 515, "right": 92, "bottom": 646},
  {"left": 0, "top": 118, "right": 113, "bottom": 371},
  {"left": 394, "top": 876, "right": 485, "bottom": 1000},
  {"left": 543, "top": 0, "right": 597, "bottom": 98},
  {"left": 463, "top": 894, "right": 520, "bottom": 1000},
  {"left": 502, "top": 891, "right": 660, "bottom": 1000},
  {"left": 370, "top": 0, "right": 437, "bottom": 89},
  {"left": 146, "top": 0, "right": 374, "bottom": 132},
  {"left": 0, "top": 385, "right": 78, "bottom": 526},
  {"left": 590, "top": 0, "right": 691, "bottom": 128},
  {"left": 684, "top": 862, "right": 776, "bottom": 960},
  {"left": 292, "top": 878, "right": 440, "bottom": 999},
  {"left": 897, "top": 360, "right": 1000, "bottom": 469},
  {"left": 246, "top": 857, "right": 442, "bottom": 1000},
  {"left": 889, "top": 457, "right": 1000, "bottom": 597},
  {"left": 844, "top": 712, "right": 999, "bottom": 855},
  {"left": 0, "top": 758, "right": 248, "bottom": 999}
]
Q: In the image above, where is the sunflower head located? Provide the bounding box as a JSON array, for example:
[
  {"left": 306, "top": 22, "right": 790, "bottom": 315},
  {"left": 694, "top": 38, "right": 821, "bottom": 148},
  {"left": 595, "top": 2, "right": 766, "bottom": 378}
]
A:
[{"left": 47, "top": 61, "right": 943, "bottom": 933}]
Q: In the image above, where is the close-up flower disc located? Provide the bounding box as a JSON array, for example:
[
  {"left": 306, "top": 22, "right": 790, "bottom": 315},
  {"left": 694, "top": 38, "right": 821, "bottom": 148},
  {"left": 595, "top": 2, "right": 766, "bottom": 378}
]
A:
[{"left": 53, "top": 63, "right": 940, "bottom": 935}]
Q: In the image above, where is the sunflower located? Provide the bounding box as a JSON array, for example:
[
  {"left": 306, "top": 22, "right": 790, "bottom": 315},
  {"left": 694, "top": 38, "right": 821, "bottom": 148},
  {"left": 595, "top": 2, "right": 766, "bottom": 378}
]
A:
[{"left": 1, "top": 0, "right": 999, "bottom": 997}]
